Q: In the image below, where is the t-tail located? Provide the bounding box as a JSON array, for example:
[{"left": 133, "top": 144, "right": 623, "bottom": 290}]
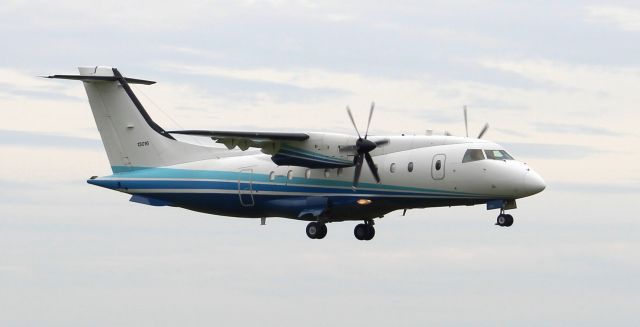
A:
[{"left": 48, "top": 66, "right": 219, "bottom": 173}]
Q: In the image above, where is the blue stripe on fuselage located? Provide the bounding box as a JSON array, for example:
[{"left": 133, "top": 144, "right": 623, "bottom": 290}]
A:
[{"left": 94, "top": 166, "right": 486, "bottom": 198}]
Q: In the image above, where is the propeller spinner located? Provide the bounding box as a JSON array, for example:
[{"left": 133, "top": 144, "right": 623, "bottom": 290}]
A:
[{"left": 339, "top": 103, "right": 389, "bottom": 188}]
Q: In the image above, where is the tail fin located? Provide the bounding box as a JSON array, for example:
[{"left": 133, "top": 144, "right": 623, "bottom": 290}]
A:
[{"left": 49, "top": 66, "right": 218, "bottom": 172}]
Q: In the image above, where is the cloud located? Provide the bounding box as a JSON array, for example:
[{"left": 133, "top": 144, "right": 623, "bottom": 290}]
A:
[
  {"left": 535, "top": 122, "right": 623, "bottom": 137},
  {"left": 553, "top": 181, "right": 640, "bottom": 194},
  {"left": 585, "top": 5, "right": 640, "bottom": 31},
  {"left": 502, "top": 142, "right": 601, "bottom": 160},
  {"left": 0, "top": 129, "right": 101, "bottom": 150}
]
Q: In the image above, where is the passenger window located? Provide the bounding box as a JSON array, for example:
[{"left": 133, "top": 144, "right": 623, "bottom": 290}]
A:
[
  {"left": 390, "top": 163, "right": 396, "bottom": 173},
  {"left": 324, "top": 169, "right": 330, "bottom": 178},
  {"left": 485, "top": 150, "right": 514, "bottom": 160},
  {"left": 408, "top": 162, "right": 414, "bottom": 172},
  {"left": 435, "top": 160, "right": 442, "bottom": 171},
  {"left": 305, "top": 169, "right": 311, "bottom": 179},
  {"left": 462, "top": 149, "right": 485, "bottom": 163},
  {"left": 287, "top": 170, "right": 293, "bottom": 180},
  {"left": 269, "top": 171, "right": 275, "bottom": 181}
]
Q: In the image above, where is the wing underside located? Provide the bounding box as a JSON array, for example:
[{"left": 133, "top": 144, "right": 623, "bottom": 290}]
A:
[{"left": 168, "top": 129, "right": 309, "bottom": 152}]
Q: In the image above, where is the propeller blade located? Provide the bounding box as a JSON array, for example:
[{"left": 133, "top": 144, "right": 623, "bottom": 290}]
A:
[
  {"left": 477, "top": 123, "right": 489, "bottom": 139},
  {"left": 464, "top": 105, "right": 469, "bottom": 138},
  {"left": 364, "top": 152, "right": 381, "bottom": 183},
  {"left": 374, "top": 139, "right": 390, "bottom": 147},
  {"left": 352, "top": 154, "right": 364, "bottom": 187},
  {"left": 346, "top": 106, "right": 362, "bottom": 139},
  {"left": 364, "top": 102, "right": 375, "bottom": 139}
]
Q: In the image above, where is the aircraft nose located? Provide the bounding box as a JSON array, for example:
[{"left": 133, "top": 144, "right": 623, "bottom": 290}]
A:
[{"left": 523, "top": 170, "right": 546, "bottom": 196}]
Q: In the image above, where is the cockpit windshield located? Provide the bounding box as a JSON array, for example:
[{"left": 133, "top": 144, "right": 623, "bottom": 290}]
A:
[
  {"left": 484, "top": 150, "right": 514, "bottom": 160},
  {"left": 463, "top": 149, "right": 515, "bottom": 163},
  {"left": 462, "top": 149, "right": 485, "bottom": 163}
]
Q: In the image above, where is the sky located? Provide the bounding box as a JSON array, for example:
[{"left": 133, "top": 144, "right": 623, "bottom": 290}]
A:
[{"left": 1, "top": 1, "right": 639, "bottom": 326}]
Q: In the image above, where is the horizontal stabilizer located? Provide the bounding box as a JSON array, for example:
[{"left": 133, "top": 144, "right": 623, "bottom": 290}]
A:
[{"left": 45, "top": 74, "right": 156, "bottom": 85}]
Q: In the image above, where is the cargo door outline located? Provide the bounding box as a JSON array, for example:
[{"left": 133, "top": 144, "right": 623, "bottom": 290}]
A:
[{"left": 238, "top": 168, "right": 255, "bottom": 207}]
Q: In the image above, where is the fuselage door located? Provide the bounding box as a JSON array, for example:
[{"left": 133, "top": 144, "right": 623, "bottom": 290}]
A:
[
  {"left": 238, "top": 168, "right": 255, "bottom": 207},
  {"left": 431, "top": 154, "right": 446, "bottom": 180}
]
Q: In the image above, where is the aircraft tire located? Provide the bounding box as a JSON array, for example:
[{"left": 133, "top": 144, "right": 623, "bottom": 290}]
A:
[
  {"left": 354, "top": 224, "right": 367, "bottom": 240},
  {"left": 365, "top": 225, "right": 375, "bottom": 240},
  {"left": 306, "top": 222, "right": 320, "bottom": 239},
  {"left": 496, "top": 214, "right": 507, "bottom": 226},
  {"left": 504, "top": 214, "right": 514, "bottom": 227},
  {"left": 316, "top": 223, "right": 327, "bottom": 239}
]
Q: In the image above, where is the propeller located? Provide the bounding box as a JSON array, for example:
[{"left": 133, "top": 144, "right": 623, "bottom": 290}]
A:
[
  {"left": 339, "top": 102, "right": 389, "bottom": 188},
  {"left": 462, "top": 105, "right": 490, "bottom": 139}
]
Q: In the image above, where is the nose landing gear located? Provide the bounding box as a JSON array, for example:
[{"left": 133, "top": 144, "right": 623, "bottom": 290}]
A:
[
  {"left": 496, "top": 210, "right": 514, "bottom": 227},
  {"left": 354, "top": 220, "right": 375, "bottom": 240}
]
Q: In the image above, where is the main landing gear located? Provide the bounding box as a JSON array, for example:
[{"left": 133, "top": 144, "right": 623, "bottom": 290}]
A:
[
  {"left": 495, "top": 210, "right": 514, "bottom": 227},
  {"left": 305, "top": 220, "right": 377, "bottom": 240},
  {"left": 354, "top": 220, "right": 375, "bottom": 241},
  {"left": 306, "top": 222, "right": 327, "bottom": 239}
]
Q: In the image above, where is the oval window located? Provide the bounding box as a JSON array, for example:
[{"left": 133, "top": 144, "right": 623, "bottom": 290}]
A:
[
  {"left": 390, "top": 163, "right": 396, "bottom": 173},
  {"left": 287, "top": 170, "right": 293, "bottom": 180},
  {"left": 337, "top": 168, "right": 343, "bottom": 176},
  {"left": 408, "top": 162, "right": 414, "bottom": 172},
  {"left": 435, "top": 160, "right": 442, "bottom": 171},
  {"left": 305, "top": 169, "right": 311, "bottom": 179},
  {"left": 324, "top": 169, "right": 330, "bottom": 178},
  {"left": 269, "top": 171, "right": 275, "bottom": 181}
]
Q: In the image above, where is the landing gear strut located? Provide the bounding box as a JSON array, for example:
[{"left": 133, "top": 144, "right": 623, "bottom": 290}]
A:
[
  {"left": 496, "top": 210, "right": 514, "bottom": 227},
  {"left": 306, "top": 222, "right": 327, "bottom": 239},
  {"left": 354, "top": 220, "right": 375, "bottom": 240}
]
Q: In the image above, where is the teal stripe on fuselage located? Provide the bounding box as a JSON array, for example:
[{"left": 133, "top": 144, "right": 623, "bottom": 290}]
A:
[{"left": 109, "top": 166, "right": 485, "bottom": 198}]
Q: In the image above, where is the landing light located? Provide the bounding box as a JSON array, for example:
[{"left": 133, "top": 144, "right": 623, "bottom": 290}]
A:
[{"left": 357, "top": 199, "right": 372, "bottom": 205}]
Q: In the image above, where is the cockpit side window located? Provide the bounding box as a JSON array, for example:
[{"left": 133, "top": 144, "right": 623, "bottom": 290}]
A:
[
  {"left": 462, "top": 149, "right": 485, "bottom": 163},
  {"left": 484, "top": 150, "right": 514, "bottom": 160}
]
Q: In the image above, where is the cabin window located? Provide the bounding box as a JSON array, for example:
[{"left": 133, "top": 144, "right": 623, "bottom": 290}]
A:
[
  {"left": 462, "top": 149, "right": 485, "bottom": 163},
  {"left": 484, "top": 150, "right": 514, "bottom": 160},
  {"left": 287, "top": 170, "right": 293, "bottom": 180},
  {"left": 269, "top": 171, "right": 275, "bottom": 181},
  {"left": 435, "top": 160, "right": 442, "bottom": 171},
  {"left": 337, "top": 168, "right": 343, "bottom": 176},
  {"left": 305, "top": 169, "right": 311, "bottom": 179},
  {"left": 324, "top": 169, "right": 330, "bottom": 178},
  {"left": 408, "top": 162, "right": 414, "bottom": 172},
  {"left": 390, "top": 163, "right": 397, "bottom": 173}
]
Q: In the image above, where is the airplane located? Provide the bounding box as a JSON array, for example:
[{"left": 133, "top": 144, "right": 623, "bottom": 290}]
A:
[{"left": 47, "top": 66, "right": 546, "bottom": 241}]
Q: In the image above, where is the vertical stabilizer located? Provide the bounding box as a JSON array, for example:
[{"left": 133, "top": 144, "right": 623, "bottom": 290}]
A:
[{"left": 70, "top": 66, "right": 218, "bottom": 172}]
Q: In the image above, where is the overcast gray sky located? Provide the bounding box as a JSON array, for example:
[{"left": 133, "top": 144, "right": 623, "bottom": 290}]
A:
[{"left": 1, "top": 1, "right": 639, "bottom": 326}]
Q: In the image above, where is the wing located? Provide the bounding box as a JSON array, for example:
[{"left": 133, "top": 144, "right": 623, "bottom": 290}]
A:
[
  {"left": 168, "top": 129, "right": 308, "bottom": 152},
  {"left": 168, "top": 129, "right": 354, "bottom": 168}
]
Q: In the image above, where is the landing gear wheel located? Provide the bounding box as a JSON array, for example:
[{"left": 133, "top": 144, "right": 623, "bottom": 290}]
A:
[
  {"left": 354, "top": 224, "right": 367, "bottom": 240},
  {"left": 503, "top": 214, "right": 514, "bottom": 227},
  {"left": 316, "top": 223, "right": 327, "bottom": 239},
  {"left": 496, "top": 214, "right": 514, "bottom": 227},
  {"left": 365, "top": 224, "right": 375, "bottom": 240},
  {"left": 354, "top": 223, "right": 375, "bottom": 240},
  {"left": 306, "top": 222, "right": 327, "bottom": 239}
]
